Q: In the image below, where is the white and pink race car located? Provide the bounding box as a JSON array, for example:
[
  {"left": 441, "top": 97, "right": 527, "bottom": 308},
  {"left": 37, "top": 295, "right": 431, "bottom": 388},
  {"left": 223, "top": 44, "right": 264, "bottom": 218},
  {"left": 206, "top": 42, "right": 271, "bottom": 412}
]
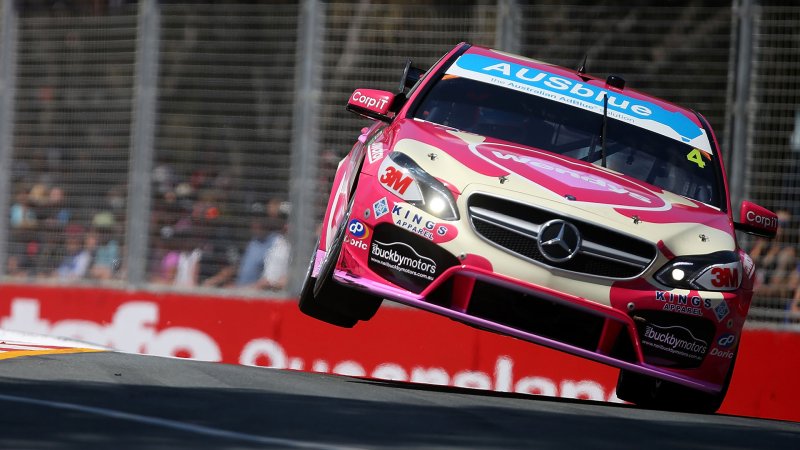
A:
[{"left": 299, "top": 43, "right": 778, "bottom": 413}]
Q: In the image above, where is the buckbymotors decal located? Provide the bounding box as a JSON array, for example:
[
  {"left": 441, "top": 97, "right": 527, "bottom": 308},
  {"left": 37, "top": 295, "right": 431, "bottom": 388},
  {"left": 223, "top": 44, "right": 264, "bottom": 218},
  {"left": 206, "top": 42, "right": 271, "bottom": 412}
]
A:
[
  {"left": 640, "top": 323, "right": 708, "bottom": 365},
  {"left": 369, "top": 240, "right": 437, "bottom": 282},
  {"left": 368, "top": 223, "right": 460, "bottom": 293},
  {"left": 448, "top": 53, "right": 711, "bottom": 151}
]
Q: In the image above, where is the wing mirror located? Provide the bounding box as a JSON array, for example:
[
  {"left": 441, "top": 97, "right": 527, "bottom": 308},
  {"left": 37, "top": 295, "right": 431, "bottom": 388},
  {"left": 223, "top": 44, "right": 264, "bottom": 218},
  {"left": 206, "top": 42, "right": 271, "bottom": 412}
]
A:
[
  {"left": 346, "top": 89, "right": 394, "bottom": 123},
  {"left": 346, "top": 61, "right": 425, "bottom": 122},
  {"left": 734, "top": 201, "right": 778, "bottom": 238},
  {"left": 398, "top": 58, "right": 425, "bottom": 93}
]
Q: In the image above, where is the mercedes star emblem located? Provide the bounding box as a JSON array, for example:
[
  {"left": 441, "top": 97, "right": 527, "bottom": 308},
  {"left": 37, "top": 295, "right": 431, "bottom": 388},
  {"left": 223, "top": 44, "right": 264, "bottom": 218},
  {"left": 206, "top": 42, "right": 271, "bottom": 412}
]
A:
[{"left": 537, "top": 219, "right": 581, "bottom": 263}]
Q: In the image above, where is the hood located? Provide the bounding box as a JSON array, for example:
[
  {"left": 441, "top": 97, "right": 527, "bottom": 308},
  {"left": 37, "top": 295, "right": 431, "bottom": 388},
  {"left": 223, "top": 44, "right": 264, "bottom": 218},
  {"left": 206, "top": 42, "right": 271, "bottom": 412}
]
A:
[{"left": 381, "top": 119, "right": 734, "bottom": 249}]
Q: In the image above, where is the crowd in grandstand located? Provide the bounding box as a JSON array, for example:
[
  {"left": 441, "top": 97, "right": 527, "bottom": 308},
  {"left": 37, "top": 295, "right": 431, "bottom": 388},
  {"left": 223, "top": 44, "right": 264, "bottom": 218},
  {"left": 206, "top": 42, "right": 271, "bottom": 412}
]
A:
[
  {"left": 8, "top": 174, "right": 800, "bottom": 311},
  {"left": 6, "top": 171, "right": 291, "bottom": 293},
  {"left": 748, "top": 210, "right": 800, "bottom": 319}
]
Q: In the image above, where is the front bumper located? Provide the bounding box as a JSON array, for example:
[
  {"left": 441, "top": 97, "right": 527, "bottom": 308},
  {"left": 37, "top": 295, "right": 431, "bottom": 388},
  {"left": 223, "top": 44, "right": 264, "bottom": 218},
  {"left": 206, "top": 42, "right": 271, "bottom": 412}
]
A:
[{"left": 334, "top": 263, "right": 728, "bottom": 395}]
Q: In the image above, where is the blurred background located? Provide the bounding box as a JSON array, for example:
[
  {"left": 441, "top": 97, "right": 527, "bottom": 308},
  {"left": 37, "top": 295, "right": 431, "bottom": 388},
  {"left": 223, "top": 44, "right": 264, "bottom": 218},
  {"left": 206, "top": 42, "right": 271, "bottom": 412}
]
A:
[{"left": 0, "top": 0, "right": 797, "bottom": 328}]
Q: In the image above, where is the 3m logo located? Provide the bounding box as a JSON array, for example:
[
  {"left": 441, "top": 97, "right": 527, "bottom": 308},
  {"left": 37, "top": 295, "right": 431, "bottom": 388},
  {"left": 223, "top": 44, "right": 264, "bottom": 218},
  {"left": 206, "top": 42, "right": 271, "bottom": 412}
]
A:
[
  {"left": 710, "top": 267, "right": 739, "bottom": 289},
  {"left": 695, "top": 261, "right": 742, "bottom": 292},
  {"left": 380, "top": 166, "right": 413, "bottom": 195},
  {"left": 377, "top": 156, "right": 423, "bottom": 201}
]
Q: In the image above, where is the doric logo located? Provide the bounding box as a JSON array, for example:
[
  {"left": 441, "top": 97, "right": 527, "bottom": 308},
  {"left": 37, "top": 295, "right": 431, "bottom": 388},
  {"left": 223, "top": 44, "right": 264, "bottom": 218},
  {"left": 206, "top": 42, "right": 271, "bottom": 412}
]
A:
[{"left": 537, "top": 219, "right": 581, "bottom": 263}]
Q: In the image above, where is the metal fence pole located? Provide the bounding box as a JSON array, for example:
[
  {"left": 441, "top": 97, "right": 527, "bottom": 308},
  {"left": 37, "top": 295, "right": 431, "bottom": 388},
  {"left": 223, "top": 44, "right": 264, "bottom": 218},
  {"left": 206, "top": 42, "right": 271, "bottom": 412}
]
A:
[
  {"left": 495, "top": 0, "right": 521, "bottom": 54},
  {"left": 729, "top": 0, "right": 754, "bottom": 211},
  {"left": 287, "top": 0, "right": 324, "bottom": 294},
  {"left": 0, "top": 2, "right": 18, "bottom": 277},
  {"left": 125, "top": 0, "right": 160, "bottom": 286}
]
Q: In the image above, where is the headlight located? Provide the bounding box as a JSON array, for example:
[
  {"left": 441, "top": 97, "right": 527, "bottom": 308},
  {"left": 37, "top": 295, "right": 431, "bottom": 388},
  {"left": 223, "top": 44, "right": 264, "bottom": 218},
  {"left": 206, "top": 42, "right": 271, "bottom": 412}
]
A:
[
  {"left": 654, "top": 251, "right": 742, "bottom": 291},
  {"left": 378, "top": 152, "right": 459, "bottom": 220}
]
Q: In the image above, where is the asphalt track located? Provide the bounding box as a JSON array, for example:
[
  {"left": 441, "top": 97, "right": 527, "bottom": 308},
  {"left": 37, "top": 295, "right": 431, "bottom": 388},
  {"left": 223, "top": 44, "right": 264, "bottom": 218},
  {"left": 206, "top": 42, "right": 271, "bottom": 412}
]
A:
[{"left": 0, "top": 350, "right": 798, "bottom": 450}]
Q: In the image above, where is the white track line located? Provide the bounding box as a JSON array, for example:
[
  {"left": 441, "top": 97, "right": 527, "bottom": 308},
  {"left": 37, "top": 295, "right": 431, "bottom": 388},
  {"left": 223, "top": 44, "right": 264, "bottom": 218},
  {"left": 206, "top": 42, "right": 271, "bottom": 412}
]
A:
[
  {"left": 0, "top": 343, "right": 61, "bottom": 351},
  {"left": 0, "top": 393, "right": 365, "bottom": 450}
]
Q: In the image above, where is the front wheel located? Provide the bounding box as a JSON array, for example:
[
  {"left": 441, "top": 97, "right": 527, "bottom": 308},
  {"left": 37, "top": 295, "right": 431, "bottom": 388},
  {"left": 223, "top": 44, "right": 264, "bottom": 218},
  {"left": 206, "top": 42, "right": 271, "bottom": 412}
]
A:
[
  {"left": 298, "top": 238, "right": 358, "bottom": 328},
  {"left": 298, "top": 203, "right": 382, "bottom": 327}
]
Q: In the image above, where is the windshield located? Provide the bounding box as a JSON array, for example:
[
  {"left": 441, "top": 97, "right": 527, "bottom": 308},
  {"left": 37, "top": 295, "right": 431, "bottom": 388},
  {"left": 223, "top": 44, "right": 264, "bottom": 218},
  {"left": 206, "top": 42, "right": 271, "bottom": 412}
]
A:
[{"left": 412, "top": 75, "right": 722, "bottom": 208}]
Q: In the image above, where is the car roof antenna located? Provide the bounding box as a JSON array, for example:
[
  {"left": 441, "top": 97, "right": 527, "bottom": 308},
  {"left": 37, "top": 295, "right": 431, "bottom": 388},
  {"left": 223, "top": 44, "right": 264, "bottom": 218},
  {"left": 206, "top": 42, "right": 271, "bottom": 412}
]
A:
[
  {"left": 601, "top": 93, "right": 608, "bottom": 168},
  {"left": 576, "top": 54, "right": 588, "bottom": 76}
]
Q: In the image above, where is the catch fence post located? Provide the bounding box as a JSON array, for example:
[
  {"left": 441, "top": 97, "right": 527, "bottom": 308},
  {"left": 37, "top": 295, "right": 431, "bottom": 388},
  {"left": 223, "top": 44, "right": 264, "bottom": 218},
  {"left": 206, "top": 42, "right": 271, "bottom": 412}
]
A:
[
  {"left": 287, "top": 0, "right": 325, "bottom": 295},
  {"left": 125, "top": 0, "right": 161, "bottom": 286},
  {"left": 0, "top": 1, "right": 18, "bottom": 277}
]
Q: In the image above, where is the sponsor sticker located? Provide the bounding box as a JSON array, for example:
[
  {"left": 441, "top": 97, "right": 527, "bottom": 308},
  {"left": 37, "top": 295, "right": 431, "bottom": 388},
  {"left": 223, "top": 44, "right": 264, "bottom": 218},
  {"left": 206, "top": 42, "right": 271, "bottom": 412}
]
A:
[
  {"left": 742, "top": 253, "right": 755, "bottom": 279},
  {"left": 373, "top": 197, "right": 389, "bottom": 219},
  {"left": 656, "top": 291, "right": 703, "bottom": 316},
  {"left": 709, "top": 348, "right": 734, "bottom": 359},
  {"left": 714, "top": 301, "right": 730, "bottom": 322},
  {"left": 378, "top": 157, "right": 423, "bottom": 201},
  {"left": 717, "top": 333, "right": 736, "bottom": 348},
  {"left": 369, "top": 240, "right": 437, "bottom": 282},
  {"left": 488, "top": 150, "right": 656, "bottom": 205},
  {"left": 345, "top": 219, "right": 370, "bottom": 251},
  {"left": 367, "top": 142, "right": 384, "bottom": 164},
  {"left": 654, "top": 291, "right": 729, "bottom": 317},
  {"left": 350, "top": 89, "right": 392, "bottom": 114},
  {"left": 348, "top": 219, "right": 369, "bottom": 239},
  {"left": 639, "top": 323, "right": 709, "bottom": 366},
  {"left": 744, "top": 209, "right": 778, "bottom": 231},
  {"left": 391, "top": 203, "right": 449, "bottom": 241},
  {"left": 448, "top": 53, "right": 710, "bottom": 151},
  {"left": 695, "top": 262, "right": 741, "bottom": 291}
]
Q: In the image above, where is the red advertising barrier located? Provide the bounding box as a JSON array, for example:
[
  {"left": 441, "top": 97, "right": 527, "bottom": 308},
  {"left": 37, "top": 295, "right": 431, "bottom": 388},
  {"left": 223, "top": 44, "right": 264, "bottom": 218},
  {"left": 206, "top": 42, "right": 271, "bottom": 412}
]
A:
[{"left": 0, "top": 284, "right": 797, "bottom": 422}]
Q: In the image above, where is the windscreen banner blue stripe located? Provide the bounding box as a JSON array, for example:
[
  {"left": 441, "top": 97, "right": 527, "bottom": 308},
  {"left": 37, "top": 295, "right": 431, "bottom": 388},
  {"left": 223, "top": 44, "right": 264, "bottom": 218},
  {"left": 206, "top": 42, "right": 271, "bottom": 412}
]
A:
[{"left": 447, "top": 53, "right": 711, "bottom": 153}]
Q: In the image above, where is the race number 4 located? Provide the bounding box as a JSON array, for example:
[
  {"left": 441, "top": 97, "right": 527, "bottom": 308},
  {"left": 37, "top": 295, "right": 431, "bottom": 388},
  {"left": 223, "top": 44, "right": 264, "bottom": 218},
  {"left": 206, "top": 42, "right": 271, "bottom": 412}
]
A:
[{"left": 687, "top": 149, "right": 707, "bottom": 168}]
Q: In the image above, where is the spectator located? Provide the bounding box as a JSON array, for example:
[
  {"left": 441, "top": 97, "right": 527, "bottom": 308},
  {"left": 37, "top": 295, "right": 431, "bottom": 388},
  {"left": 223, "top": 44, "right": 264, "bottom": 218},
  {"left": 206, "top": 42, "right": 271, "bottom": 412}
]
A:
[
  {"left": 52, "top": 224, "right": 93, "bottom": 281},
  {"left": 172, "top": 229, "right": 203, "bottom": 288},
  {"left": 233, "top": 197, "right": 291, "bottom": 288},
  {"left": 6, "top": 229, "right": 37, "bottom": 279},
  {"left": 198, "top": 215, "right": 240, "bottom": 288},
  {"left": 10, "top": 185, "right": 37, "bottom": 229},
  {"left": 41, "top": 185, "right": 71, "bottom": 227},
  {"left": 243, "top": 210, "right": 291, "bottom": 291},
  {"left": 150, "top": 227, "right": 181, "bottom": 285},
  {"left": 88, "top": 215, "right": 120, "bottom": 281},
  {"left": 233, "top": 217, "right": 273, "bottom": 286}
]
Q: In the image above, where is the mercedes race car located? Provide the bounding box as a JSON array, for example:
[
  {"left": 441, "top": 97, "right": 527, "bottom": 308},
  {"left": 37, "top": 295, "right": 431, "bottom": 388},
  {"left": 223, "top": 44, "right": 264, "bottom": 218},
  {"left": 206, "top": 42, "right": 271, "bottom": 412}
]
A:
[{"left": 299, "top": 43, "right": 778, "bottom": 413}]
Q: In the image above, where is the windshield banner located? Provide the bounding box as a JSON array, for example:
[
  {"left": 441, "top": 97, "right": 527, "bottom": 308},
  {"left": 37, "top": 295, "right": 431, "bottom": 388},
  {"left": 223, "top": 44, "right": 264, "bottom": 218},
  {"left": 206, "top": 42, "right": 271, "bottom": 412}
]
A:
[{"left": 447, "top": 53, "right": 712, "bottom": 153}]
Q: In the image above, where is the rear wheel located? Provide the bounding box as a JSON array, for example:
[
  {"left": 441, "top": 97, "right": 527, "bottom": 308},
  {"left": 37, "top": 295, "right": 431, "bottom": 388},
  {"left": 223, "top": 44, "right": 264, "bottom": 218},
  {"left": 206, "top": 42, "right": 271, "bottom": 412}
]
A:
[
  {"left": 616, "top": 355, "right": 736, "bottom": 414},
  {"left": 298, "top": 201, "right": 382, "bottom": 327}
]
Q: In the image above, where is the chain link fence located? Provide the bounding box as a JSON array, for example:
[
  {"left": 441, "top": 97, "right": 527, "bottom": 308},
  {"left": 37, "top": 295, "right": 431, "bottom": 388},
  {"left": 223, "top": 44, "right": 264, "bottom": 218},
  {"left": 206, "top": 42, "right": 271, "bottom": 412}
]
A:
[
  {"left": 743, "top": 1, "right": 800, "bottom": 325},
  {"left": 0, "top": 0, "right": 797, "bottom": 328}
]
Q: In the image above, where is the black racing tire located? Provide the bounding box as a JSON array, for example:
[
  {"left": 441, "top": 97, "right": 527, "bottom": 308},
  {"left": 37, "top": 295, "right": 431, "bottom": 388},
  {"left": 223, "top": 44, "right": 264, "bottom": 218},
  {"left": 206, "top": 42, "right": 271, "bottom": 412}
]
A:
[
  {"left": 299, "top": 200, "right": 383, "bottom": 327},
  {"left": 298, "top": 238, "right": 358, "bottom": 328},
  {"left": 616, "top": 353, "right": 736, "bottom": 414}
]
